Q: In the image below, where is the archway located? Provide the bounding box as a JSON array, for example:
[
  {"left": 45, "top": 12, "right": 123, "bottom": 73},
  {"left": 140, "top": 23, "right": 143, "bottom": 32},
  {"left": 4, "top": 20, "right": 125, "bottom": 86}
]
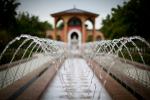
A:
[
  {"left": 85, "top": 19, "right": 93, "bottom": 30},
  {"left": 71, "top": 32, "right": 79, "bottom": 40},
  {"left": 68, "top": 17, "right": 81, "bottom": 27},
  {"left": 68, "top": 29, "right": 82, "bottom": 49}
]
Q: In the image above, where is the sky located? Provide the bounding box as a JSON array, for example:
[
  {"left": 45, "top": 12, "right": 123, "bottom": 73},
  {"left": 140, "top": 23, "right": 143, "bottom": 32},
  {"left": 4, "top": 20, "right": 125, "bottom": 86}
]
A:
[{"left": 17, "top": 0, "right": 129, "bottom": 29}]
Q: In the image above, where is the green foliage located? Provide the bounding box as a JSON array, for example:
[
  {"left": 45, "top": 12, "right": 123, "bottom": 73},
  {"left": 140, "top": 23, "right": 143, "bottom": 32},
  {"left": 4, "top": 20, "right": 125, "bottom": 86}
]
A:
[
  {"left": 0, "top": 48, "right": 34, "bottom": 65},
  {"left": 14, "top": 12, "right": 53, "bottom": 37},
  {"left": 119, "top": 51, "right": 150, "bottom": 66},
  {"left": 0, "top": 0, "right": 53, "bottom": 58},
  {"left": 101, "top": 0, "right": 150, "bottom": 41},
  {"left": 0, "top": 30, "right": 12, "bottom": 51},
  {"left": 0, "top": 0, "right": 20, "bottom": 30},
  {"left": 0, "top": 0, "right": 53, "bottom": 38},
  {"left": 86, "top": 35, "right": 93, "bottom": 42}
]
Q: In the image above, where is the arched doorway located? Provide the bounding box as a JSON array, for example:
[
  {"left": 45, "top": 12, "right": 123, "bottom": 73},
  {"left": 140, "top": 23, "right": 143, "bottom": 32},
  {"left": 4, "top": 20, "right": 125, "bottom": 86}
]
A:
[
  {"left": 68, "top": 29, "right": 81, "bottom": 49},
  {"left": 71, "top": 32, "right": 78, "bottom": 40}
]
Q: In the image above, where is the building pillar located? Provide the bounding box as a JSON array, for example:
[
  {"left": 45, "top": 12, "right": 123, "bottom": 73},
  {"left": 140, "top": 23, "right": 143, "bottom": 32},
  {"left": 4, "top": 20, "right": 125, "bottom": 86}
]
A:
[
  {"left": 82, "top": 18, "right": 86, "bottom": 43},
  {"left": 54, "top": 17, "right": 57, "bottom": 40},
  {"left": 63, "top": 19, "right": 68, "bottom": 42},
  {"left": 93, "top": 18, "right": 96, "bottom": 41}
]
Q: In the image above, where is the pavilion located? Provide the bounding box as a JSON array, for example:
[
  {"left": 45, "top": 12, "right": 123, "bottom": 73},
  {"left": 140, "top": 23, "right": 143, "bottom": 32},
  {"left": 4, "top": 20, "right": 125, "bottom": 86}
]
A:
[{"left": 47, "top": 7, "right": 104, "bottom": 47}]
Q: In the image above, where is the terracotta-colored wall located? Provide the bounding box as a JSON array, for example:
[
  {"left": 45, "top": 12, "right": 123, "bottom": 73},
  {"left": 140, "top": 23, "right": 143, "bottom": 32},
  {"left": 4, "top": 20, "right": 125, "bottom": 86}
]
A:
[
  {"left": 52, "top": 14, "right": 98, "bottom": 42},
  {"left": 68, "top": 26, "right": 82, "bottom": 32}
]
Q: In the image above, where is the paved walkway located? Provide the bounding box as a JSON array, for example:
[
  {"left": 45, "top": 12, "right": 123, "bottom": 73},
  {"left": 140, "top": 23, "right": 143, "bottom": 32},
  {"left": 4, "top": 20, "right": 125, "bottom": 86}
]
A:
[{"left": 41, "top": 58, "right": 111, "bottom": 100}]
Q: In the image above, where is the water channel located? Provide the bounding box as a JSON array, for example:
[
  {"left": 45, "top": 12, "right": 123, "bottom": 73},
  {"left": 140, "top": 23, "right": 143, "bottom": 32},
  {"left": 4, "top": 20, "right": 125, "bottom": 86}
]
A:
[{"left": 41, "top": 58, "right": 111, "bottom": 100}]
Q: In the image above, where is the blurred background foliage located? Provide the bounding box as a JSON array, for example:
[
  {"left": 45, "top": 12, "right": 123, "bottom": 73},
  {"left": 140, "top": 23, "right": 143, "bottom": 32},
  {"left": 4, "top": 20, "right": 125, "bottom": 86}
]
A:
[
  {"left": 0, "top": 0, "right": 53, "bottom": 52},
  {"left": 99, "top": 0, "right": 150, "bottom": 65},
  {"left": 100, "top": 0, "right": 150, "bottom": 42},
  {"left": 0, "top": 0, "right": 150, "bottom": 65}
]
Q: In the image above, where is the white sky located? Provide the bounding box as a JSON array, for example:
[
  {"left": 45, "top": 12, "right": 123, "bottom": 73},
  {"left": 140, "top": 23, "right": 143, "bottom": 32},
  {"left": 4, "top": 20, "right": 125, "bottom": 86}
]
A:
[{"left": 17, "top": 0, "right": 129, "bottom": 29}]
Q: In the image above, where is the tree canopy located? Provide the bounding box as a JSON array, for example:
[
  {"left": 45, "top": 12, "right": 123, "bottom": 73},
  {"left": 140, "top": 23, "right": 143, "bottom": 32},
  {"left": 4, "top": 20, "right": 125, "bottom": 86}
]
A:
[
  {"left": 100, "top": 0, "right": 150, "bottom": 41},
  {"left": 0, "top": 0, "right": 20, "bottom": 30},
  {"left": 0, "top": 0, "right": 53, "bottom": 52},
  {"left": 15, "top": 12, "right": 53, "bottom": 37}
]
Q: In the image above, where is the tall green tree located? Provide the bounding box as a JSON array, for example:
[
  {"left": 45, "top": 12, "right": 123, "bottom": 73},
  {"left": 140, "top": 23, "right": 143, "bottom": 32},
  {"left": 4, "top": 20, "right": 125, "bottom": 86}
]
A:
[
  {"left": 0, "top": 0, "right": 20, "bottom": 30},
  {"left": 0, "top": 0, "right": 20, "bottom": 52},
  {"left": 15, "top": 12, "right": 53, "bottom": 37},
  {"left": 101, "top": 0, "right": 150, "bottom": 41}
]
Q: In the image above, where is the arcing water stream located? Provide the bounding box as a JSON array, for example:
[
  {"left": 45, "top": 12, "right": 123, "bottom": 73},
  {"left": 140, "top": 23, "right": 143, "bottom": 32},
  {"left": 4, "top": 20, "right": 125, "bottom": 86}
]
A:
[
  {"left": 0, "top": 35, "right": 149, "bottom": 99},
  {"left": 0, "top": 35, "right": 65, "bottom": 88}
]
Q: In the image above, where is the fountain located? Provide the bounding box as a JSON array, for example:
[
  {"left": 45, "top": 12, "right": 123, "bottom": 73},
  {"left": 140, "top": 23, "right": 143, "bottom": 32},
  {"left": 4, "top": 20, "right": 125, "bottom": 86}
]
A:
[
  {"left": 0, "top": 34, "right": 66, "bottom": 88},
  {"left": 83, "top": 36, "right": 150, "bottom": 99},
  {"left": 0, "top": 35, "right": 149, "bottom": 99}
]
